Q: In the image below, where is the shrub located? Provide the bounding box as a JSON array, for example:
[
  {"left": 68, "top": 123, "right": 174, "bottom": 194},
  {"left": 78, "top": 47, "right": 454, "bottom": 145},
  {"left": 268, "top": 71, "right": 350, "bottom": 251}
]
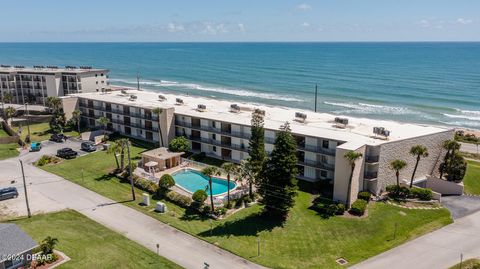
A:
[
  {"left": 336, "top": 203, "right": 345, "bottom": 215},
  {"left": 36, "top": 155, "right": 61, "bottom": 166},
  {"left": 224, "top": 201, "right": 233, "bottom": 209},
  {"left": 313, "top": 197, "right": 345, "bottom": 216},
  {"left": 386, "top": 185, "right": 410, "bottom": 200},
  {"left": 168, "top": 136, "right": 191, "bottom": 152},
  {"left": 357, "top": 191, "right": 371, "bottom": 201},
  {"left": 158, "top": 174, "right": 175, "bottom": 197},
  {"left": 192, "top": 190, "right": 208, "bottom": 204},
  {"left": 202, "top": 204, "right": 212, "bottom": 214},
  {"left": 214, "top": 207, "right": 228, "bottom": 216},
  {"left": 243, "top": 196, "right": 252, "bottom": 206},
  {"left": 234, "top": 198, "right": 243, "bottom": 208},
  {"left": 166, "top": 191, "right": 192, "bottom": 207},
  {"left": 410, "top": 188, "right": 433, "bottom": 201},
  {"left": 349, "top": 199, "right": 367, "bottom": 216}
]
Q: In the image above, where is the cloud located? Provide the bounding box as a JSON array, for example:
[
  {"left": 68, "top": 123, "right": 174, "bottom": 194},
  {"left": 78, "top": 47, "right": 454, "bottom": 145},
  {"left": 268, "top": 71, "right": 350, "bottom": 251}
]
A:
[
  {"left": 238, "top": 23, "right": 246, "bottom": 32},
  {"left": 301, "top": 22, "right": 310, "bottom": 27},
  {"left": 166, "top": 22, "right": 185, "bottom": 33},
  {"left": 456, "top": 18, "right": 472, "bottom": 25},
  {"left": 296, "top": 3, "right": 311, "bottom": 11}
]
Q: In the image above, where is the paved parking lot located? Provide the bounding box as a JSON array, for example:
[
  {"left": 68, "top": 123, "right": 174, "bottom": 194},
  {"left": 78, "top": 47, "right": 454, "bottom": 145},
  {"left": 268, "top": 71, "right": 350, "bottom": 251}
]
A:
[
  {"left": 0, "top": 138, "right": 95, "bottom": 220},
  {"left": 441, "top": 195, "right": 480, "bottom": 219}
]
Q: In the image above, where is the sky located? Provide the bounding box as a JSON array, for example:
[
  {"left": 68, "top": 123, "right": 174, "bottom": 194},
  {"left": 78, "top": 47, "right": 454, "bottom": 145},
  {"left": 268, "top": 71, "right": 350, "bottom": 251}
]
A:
[{"left": 0, "top": 0, "right": 478, "bottom": 42}]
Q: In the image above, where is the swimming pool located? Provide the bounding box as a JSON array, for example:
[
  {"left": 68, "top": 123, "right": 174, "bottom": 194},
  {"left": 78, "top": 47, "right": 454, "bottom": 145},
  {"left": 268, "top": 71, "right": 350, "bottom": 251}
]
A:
[{"left": 172, "top": 169, "right": 236, "bottom": 196}]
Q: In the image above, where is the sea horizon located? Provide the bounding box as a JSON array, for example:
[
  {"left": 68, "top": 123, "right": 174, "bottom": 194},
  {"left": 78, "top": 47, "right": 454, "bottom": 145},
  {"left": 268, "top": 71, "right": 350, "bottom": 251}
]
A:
[{"left": 1, "top": 42, "right": 479, "bottom": 130}]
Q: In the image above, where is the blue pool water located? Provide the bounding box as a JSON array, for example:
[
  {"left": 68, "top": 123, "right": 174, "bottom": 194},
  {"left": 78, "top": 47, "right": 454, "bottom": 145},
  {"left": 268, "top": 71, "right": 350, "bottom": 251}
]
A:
[{"left": 172, "top": 169, "right": 236, "bottom": 196}]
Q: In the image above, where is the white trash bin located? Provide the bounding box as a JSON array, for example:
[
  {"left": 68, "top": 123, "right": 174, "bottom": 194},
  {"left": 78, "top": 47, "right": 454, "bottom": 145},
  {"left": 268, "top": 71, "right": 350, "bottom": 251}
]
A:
[{"left": 142, "top": 193, "right": 150, "bottom": 206}]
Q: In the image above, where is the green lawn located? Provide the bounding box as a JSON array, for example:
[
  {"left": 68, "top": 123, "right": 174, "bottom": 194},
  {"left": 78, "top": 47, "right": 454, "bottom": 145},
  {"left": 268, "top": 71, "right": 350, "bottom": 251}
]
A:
[
  {"left": 9, "top": 210, "right": 181, "bottom": 269},
  {"left": 0, "top": 143, "right": 19, "bottom": 160},
  {"left": 13, "top": 122, "right": 79, "bottom": 142},
  {"left": 40, "top": 147, "right": 453, "bottom": 269},
  {"left": 0, "top": 126, "right": 10, "bottom": 137},
  {"left": 464, "top": 160, "right": 480, "bottom": 195},
  {"left": 449, "top": 259, "right": 480, "bottom": 269}
]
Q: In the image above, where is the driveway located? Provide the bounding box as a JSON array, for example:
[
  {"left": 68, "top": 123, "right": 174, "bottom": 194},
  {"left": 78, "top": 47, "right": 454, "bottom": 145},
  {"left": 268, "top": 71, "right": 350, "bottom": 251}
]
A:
[
  {"left": 461, "top": 142, "right": 479, "bottom": 154},
  {"left": 442, "top": 195, "right": 480, "bottom": 219},
  {"left": 0, "top": 144, "right": 265, "bottom": 269},
  {"left": 352, "top": 200, "right": 480, "bottom": 269}
]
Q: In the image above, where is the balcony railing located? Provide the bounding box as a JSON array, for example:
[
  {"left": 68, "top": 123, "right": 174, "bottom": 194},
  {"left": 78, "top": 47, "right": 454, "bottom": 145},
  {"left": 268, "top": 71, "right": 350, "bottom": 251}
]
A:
[
  {"left": 364, "top": 171, "right": 378, "bottom": 180},
  {"left": 298, "top": 159, "right": 335, "bottom": 171},
  {"left": 182, "top": 134, "right": 249, "bottom": 152},
  {"left": 300, "top": 144, "right": 336, "bottom": 156},
  {"left": 365, "top": 155, "right": 380, "bottom": 163},
  {"left": 176, "top": 120, "right": 251, "bottom": 140}
]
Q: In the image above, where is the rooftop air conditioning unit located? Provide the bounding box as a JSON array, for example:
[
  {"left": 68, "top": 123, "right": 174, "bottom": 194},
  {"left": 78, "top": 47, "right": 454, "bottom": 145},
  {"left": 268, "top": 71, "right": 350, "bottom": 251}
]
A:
[
  {"left": 230, "top": 104, "right": 240, "bottom": 113},
  {"left": 176, "top": 98, "right": 184, "bottom": 105},
  {"left": 197, "top": 104, "right": 206, "bottom": 112},
  {"left": 254, "top": 108, "right": 265, "bottom": 116},
  {"left": 129, "top": 95, "right": 137, "bottom": 101},
  {"left": 14, "top": 65, "right": 25, "bottom": 69},
  {"left": 334, "top": 117, "right": 349, "bottom": 128},
  {"left": 295, "top": 112, "right": 307, "bottom": 123},
  {"left": 158, "top": 95, "right": 166, "bottom": 101}
]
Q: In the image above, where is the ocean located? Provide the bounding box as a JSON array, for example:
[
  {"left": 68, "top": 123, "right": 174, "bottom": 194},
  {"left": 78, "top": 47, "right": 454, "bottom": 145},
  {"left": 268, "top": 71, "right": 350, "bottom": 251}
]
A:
[{"left": 0, "top": 42, "right": 479, "bottom": 129}]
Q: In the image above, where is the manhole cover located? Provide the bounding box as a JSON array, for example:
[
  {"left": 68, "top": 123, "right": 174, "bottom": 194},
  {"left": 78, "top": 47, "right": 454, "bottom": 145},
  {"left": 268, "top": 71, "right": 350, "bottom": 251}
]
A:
[{"left": 336, "top": 258, "right": 348, "bottom": 265}]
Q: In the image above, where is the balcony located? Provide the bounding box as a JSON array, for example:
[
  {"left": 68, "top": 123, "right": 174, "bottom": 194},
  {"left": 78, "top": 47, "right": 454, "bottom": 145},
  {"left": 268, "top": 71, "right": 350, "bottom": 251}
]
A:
[
  {"left": 176, "top": 120, "right": 251, "bottom": 140},
  {"left": 300, "top": 144, "right": 336, "bottom": 156},
  {"left": 182, "top": 134, "right": 249, "bottom": 152},
  {"left": 364, "top": 171, "right": 378, "bottom": 180},
  {"left": 365, "top": 155, "right": 380, "bottom": 163},
  {"left": 298, "top": 159, "right": 335, "bottom": 171}
]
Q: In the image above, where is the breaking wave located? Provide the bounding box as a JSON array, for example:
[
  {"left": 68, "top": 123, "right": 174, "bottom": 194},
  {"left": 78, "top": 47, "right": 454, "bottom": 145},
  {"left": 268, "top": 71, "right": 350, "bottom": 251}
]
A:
[{"left": 323, "top": 101, "right": 415, "bottom": 115}]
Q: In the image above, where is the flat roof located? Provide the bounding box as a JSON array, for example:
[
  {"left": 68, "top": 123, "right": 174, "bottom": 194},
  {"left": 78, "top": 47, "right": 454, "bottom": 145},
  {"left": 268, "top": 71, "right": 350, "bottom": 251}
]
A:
[
  {"left": 142, "top": 147, "right": 184, "bottom": 160},
  {"left": 0, "top": 66, "right": 108, "bottom": 74},
  {"left": 73, "top": 89, "right": 451, "bottom": 145}
]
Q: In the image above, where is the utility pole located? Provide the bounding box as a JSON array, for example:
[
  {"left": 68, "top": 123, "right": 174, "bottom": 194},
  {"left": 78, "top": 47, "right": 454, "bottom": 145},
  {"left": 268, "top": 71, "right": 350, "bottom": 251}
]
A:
[
  {"left": 19, "top": 160, "right": 31, "bottom": 218},
  {"left": 314, "top": 84, "right": 318, "bottom": 113},
  {"left": 127, "top": 140, "right": 136, "bottom": 201},
  {"left": 25, "top": 103, "right": 31, "bottom": 142},
  {"left": 136, "top": 71, "right": 141, "bottom": 91}
]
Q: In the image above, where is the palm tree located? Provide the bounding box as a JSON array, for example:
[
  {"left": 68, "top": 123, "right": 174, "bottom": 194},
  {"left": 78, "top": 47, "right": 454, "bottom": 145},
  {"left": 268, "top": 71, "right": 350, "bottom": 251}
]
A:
[
  {"left": 409, "top": 145, "right": 429, "bottom": 188},
  {"left": 344, "top": 151, "right": 363, "bottom": 207},
  {"left": 440, "top": 140, "right": 460, "bottom": 179},
  {"left": 45, "top": 96, "right": 61, "bottom": 113},
  {"left": 3, "top": 92, "right": 12, "bottom": 104},
  {"left": 72, "top": 109, "right": 82, "bottom": 136},
  {"left": 97, "top": 116, "right": 110, "bottom": 141},
  {"left": 389, "top": 159, "right": 407, "bottom": 186},
  {"left": 152, "top": 107, "right": 165, "bottom": 147},
  {"left": 116, "top": 138, "right": 130, "bottom": 171},
  {"left": 107, "top": 141, "right": 121, "bottom": 171},
  {"left": 221, "top": 162, "right": 237, "bottom": 207},
  {"left": 238, "top": 159, "right": 256, "bottom": 198},
  {"left": 202, "top": 166, "right": 221, "bottom": 212},
  {"left": 5, "top": 106, "right": 16, "bottom": 125}
]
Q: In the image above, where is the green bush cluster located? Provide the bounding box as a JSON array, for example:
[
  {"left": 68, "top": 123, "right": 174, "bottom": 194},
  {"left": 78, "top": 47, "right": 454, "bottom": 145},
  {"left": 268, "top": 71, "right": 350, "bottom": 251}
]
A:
[
  {"left": 386, "top": 185, "right": 433, "bottom": 201},
  {"left": 313, "top": 197, "right": 345, "bottom": 216},
  {"left": 158, "top": 174, "right": 175, "bottom": 197},
  {"left": 214, "top": 207, "right": 228, "bottom": 216},
  {"left": 36, "top": 155, "right": 61, "bottom": 166},
  {"left": 409, "top": 188, "right": 433, "bottom": 201},
  {"left": 349, "top": 199, "right": 367, "bottom": 216},
  {"left": 357, "top": 191, "right": 371, "bottom": 201},
  {"left": 119, "top": 173, "right": 158, "bottom": 194},
  {"left": 166, "top": 191, "right": 192, "bottom": 208}
]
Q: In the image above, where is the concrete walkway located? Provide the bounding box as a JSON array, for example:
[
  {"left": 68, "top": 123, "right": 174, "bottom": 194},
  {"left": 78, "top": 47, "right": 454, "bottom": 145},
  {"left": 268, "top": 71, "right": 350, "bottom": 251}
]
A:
[
  {"left": 351, "top": 206, "right": 480, "bottom": 269},
  {"left": 0, "top": 150, "right": 265, "bottom": 269},
  {"left": 461, "top": 142, "right": 479, "bottom": 154}
]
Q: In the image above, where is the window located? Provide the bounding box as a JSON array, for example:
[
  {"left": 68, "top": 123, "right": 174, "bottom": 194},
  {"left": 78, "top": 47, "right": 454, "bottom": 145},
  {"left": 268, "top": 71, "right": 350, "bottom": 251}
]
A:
[
  {"left": 320, "top": 170, "right": 328, "bottom": 178},
  {"left": 101, "top": 73, "right": 104, "bottom": 76},
  {"left": 320, "top": 155, "right": 327, "bottom": 163},
  {"left": 95, "top": 74, "right": 98, "bottom": 77},
  {"left": 96, "top": 81, "right": 98, "bottom": 84},
  {"left": 212, "top": 134, "right": 216, "bottom": 140},
  {"left": 322, "top": 140, "right": 329, "bottom": 149},
  {"left": 213, "top": 146, "right": 217, "bottom": 152}
]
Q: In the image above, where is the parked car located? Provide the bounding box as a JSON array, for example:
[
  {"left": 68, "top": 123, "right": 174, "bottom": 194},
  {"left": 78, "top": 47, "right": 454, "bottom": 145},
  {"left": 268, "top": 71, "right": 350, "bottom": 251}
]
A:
[
  {"left": 81, "top": 142, "right": 97, "bottom": 152},
  {"left": 57, "top": 148, "right": 78, "bottom": 159},
  {"left": 0, "top": 187, "right": 19, "bottom": 201},
  {"left": 50, "top": 133, "right": 67, "bottom": 143},
  {"left": 30, "top": 142, "right": 42, "bottom": 152}
]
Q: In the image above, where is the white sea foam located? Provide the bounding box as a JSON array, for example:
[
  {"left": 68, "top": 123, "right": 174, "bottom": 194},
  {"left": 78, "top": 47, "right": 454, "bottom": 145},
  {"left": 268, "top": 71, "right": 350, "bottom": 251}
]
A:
[
  {"left": 109, "top": 78, "right": 302, "bottom": 102},
  {"left": 324, "top": 101, "right": 414, "bottom": 115},
  {"left": 455, "top": 109, "right": 480, "bottom": 115},
  {"left": 443, "top": 113, "right": 480, "bottom": 121}
]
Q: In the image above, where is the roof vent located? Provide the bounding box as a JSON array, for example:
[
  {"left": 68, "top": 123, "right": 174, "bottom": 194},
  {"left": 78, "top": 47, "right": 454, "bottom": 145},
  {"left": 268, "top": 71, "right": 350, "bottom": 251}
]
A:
[
  {"left": 158, "top": 95, "right": 167, "bottom": 101},
  {"left": 176, "top": 98, "right": 184, "bottom": 105},
  {"left": 295, "top": 112, "right": 307, "bottom": 123},
  {"left": 129, "top": 95, "right": 137, "bottom": 101},
  {"left": 47, "top": 66, "right": 58, "bottom": 69},
  {"left": 14, "top": 65, "right": 25, "bottom": 69},
  {"left": 197, "top": 104, "right": 206, "bottom": 112},
  {"left": 373, "top": 127, "right": 391, "bottom": 138},
  {"left": 254, "top": 108, "right": 265, "bottom": 116},
  {"left": 0, "top": 65, "right": 11, "bottom": 68},
  {"left": 334, "top": 117, "right": 349, "bottom": 128},
  {"left": 230, "top": 104, "right": 240, "bottom": 113}
]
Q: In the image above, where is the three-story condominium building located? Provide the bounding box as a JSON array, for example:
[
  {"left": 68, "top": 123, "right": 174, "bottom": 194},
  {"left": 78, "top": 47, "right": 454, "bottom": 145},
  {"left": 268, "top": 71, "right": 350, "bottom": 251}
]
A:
[
  {"left": 61, "top": 89, "right": 453, "bottom": 205},
  {"left": 0, "top": 65, "right": 109, "bottom": 106}
]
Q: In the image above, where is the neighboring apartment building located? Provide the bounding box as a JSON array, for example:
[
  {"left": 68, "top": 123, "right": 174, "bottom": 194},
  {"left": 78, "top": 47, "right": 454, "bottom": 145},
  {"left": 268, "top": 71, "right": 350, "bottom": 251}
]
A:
[
  {"left": 62, "top": 89, "right": 453, "bottom": 205},
  {"left": 0, "top": 65, "right": 109, "bottom": 106}
]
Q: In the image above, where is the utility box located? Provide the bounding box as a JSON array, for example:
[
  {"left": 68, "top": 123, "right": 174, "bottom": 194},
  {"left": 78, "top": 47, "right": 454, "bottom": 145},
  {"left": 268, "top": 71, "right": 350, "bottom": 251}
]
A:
[
  {"left": 142, "top": 193, "right": 150, "bottom": 206},
  {"left": 155, "top": 202, "right": 167, "bottom": 213}
]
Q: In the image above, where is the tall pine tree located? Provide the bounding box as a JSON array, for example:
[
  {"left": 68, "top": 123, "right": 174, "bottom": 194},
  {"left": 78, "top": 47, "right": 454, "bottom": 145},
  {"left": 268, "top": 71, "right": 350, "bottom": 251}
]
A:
[
  {"left": 260, "top": 122, "right": 298, "bottom": 220},
  {"left": 248, "top": 109, "right": 266, "bottom": 198}
]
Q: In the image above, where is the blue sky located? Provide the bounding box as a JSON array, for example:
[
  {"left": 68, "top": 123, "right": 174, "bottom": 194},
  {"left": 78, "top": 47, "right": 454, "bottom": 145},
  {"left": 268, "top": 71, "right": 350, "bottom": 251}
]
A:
[{"left": 1, "top": 0, "right": 478, "bottom": 42}]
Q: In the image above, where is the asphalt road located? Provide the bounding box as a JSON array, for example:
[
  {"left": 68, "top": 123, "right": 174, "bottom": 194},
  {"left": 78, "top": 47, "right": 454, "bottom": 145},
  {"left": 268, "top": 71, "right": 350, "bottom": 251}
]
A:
[{"left": 0, "top": 140, "right": 265, "bottom": 269}]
